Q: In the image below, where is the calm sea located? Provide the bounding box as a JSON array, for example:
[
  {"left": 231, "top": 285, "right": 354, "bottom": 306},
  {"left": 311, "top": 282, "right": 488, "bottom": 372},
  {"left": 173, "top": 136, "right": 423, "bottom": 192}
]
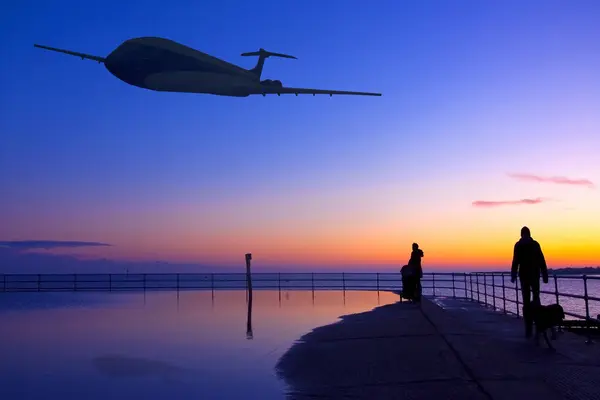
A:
[
  {"left": 0, "top": 289, "right": 400, "bottom": 400},
  {"left": 1, "top": 273, "right": 598, "bottom": 399}
]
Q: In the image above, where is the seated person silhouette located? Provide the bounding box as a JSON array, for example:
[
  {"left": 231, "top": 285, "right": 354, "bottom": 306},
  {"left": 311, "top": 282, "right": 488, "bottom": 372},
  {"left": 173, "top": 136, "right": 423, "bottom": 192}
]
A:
[{"left": 401, "top": 264, "right": 416, "bottom": 300}]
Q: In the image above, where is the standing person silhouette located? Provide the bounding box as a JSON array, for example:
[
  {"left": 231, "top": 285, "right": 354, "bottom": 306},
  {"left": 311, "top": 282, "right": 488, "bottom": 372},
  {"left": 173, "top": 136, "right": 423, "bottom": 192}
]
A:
[
  {"left": 510, "top": 226, "right": 549, "bottom": 338},
  {"left": 408, "top": 243, "right": 424, "bottom": 302}
]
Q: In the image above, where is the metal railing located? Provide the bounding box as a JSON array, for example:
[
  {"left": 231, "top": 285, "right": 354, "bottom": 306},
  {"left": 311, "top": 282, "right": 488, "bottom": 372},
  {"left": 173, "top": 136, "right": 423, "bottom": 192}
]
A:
[
  {"left": 0, "top": 272, "right": 466, "bottom": 295},
  {"left": 1, "top": 271, "right": 598, "bottom": 324},
  {"left": 466, "top": 272, "right": 600, "bottom": 341},
  {"left": 0, "top": 272, "right": 411, "bottom": 293}
]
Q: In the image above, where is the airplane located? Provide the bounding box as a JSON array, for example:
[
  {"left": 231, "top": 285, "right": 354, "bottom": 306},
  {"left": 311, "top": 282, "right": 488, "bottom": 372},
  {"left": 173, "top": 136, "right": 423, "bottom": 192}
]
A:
[{"left": 34, "top": 37, "right": 382, "bottom": 97}]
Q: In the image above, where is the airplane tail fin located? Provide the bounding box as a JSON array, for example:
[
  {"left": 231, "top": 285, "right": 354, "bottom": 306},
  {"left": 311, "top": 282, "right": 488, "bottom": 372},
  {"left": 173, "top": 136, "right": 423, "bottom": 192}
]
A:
[{"left": 241, "top": 49, "right": 296, "bottom": 80}]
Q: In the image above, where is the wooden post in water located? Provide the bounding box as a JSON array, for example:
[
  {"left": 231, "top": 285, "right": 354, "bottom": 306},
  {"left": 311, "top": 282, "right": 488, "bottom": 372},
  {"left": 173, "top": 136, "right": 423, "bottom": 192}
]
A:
[
  {"left": 245, "top": 253, "right": 253, "bottom": 339},
  {"left": 245, "top": 253, "right": 253, "bottom": 302},
  {"left": 246, "top": 292, "right": 253, "bottom": 340}
]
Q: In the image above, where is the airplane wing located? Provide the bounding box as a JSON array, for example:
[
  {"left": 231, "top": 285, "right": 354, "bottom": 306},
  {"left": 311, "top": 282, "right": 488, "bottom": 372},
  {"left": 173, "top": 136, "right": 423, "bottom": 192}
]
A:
[
  {"left": 250, "top": 86, "right": 382, "bottom": 97},
  {"left": 34, "top": 44, "right": 106, "bottom": 63}
]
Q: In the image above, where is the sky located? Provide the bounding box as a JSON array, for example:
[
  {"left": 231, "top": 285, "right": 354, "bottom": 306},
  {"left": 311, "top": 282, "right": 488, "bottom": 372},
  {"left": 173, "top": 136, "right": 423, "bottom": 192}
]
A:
[{"left": 1, "top": 0, "right": 599, "bottom": 272}]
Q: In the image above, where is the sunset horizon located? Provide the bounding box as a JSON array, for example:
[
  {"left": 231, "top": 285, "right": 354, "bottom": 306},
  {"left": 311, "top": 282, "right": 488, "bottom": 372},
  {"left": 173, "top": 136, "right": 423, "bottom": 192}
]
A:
[{"left": 2, "top": 168, "right": 599, "bottom": 271}]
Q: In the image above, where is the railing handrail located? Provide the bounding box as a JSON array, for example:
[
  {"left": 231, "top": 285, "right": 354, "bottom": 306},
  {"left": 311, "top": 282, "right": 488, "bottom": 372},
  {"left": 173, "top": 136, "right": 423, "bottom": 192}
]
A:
[
  {"left": 1, "top": 271, "right": 598, "bottom": 277},
  {"left": 0, "top": 271, "right": 464, "bottom": 277},
  {"left": 1, "top": 271, "right": 598, "bottom": 331}
]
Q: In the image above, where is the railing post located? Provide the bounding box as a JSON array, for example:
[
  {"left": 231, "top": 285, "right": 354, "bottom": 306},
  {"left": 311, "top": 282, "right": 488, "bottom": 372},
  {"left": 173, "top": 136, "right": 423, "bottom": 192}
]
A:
[
  {"left": 452, "top": 272, "right": 456, "bottom": 299},
  {"left": 502, "top": 273, "right": 506, "bottom": 314},
  {"left": 108, "top": 274, "right": 112, "bottom": 291},
  {"left": 554, "top": 274, "right": 559, "bottom": 305},
  {"left": 483, "top": 273, "right": 488, "bottom": 307},
  {"left": 583, "top": 275, "right": 593, "bottom": 344},
  {"left": 376, "top": 272, "right": 380, "bottom": 293},
  {"left": 515, "top": 279, "right": 520, "bottom": 318},
  {"left": 476, "top": 273, "right": 480, "bottom": 303},
  {"left": 37, "top": 274, "right": 41, "bottom": 292},
  {"left": 432, "top": 273, "right": 436, "bottom": 297},
  {"left": 177, "top": 273, "right": 180, "bottom": 291},
  {"left": 211, "top": 273, "right": 214, "bottom": 298},
  {"left": 143, "top": 273, "right": 146, "bottom": 292},
  {"left": 469, "top": 273, "right": 473, "bottom": 301},
  {"left": 342, "top": 272, "right": 346, "bottom": 292},
  {"left": 2, "top": 274, "right": 5, "bottom": 292},
  {"left": 463, "top": 273, "right": 468, "bottom": 299},
  {"left": 492, "top": 272, "right": 496, "bottom": 310},
  {"left": 311, "top": 273, "right": 315, "bottom": 297},
  {"left": 74, "top": 274, "right": 78, "bottom": 292},
  {"left": 553, "top": 274, "right": 562, "bottom": 332}
]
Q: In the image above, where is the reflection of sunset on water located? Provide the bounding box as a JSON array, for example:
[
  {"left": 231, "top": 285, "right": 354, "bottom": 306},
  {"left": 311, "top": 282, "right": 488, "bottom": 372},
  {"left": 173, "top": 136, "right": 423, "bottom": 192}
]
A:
[{"left": 0, "top": 290, "right": 399, "bottom": 399}]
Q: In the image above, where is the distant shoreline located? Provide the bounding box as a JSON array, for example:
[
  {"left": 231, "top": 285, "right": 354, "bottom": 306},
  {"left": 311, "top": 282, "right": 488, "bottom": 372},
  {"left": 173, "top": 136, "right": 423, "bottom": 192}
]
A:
[{"left": 549, "top": 267, "right": 600, "bottom": 275}]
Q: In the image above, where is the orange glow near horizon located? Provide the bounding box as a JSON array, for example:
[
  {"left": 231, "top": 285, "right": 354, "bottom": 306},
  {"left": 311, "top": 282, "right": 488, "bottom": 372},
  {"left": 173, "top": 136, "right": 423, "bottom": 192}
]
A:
[
  {"left": 4, "top": 169, "right": 600, "bottom": 270},
  {"left": 36, "top": 203, "right": 600, "bottom": 269}
]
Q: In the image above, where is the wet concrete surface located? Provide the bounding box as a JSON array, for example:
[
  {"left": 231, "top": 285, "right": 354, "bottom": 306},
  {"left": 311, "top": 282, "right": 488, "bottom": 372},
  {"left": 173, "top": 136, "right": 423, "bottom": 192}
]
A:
[{"left": 276, "top": 297, "right": 600, "bottom": 399}]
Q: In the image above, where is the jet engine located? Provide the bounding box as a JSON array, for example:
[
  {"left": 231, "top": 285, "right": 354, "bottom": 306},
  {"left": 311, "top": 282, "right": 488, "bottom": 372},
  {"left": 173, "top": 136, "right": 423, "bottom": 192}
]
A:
[{"left": 260, "top": 79, "right": 283, "bottom": 87}]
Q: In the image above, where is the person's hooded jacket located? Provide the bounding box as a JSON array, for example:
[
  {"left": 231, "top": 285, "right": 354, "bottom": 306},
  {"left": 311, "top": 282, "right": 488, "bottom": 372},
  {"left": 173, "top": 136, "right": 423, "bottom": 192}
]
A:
[{"left": 511, "top": 236, "right": 548, "bottom": 283}]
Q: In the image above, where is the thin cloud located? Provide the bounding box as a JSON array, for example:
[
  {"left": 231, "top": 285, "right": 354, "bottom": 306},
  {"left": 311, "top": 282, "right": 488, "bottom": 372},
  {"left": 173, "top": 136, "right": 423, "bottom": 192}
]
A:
[
  {"left": 0, "top": 240, "right": 111, "bottom": 250},
  {"left": 472, "top": 198, "right": 545, "bottom": 208},
  {"left": 508, "top": 173, "right": 594, "bottom": 188}
]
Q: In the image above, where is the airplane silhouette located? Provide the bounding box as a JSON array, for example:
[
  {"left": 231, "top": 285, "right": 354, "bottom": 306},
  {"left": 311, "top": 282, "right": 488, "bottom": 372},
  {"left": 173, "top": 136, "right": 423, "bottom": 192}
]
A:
[{"left": 34, "top": 37, "right": 382, "bottom": 98}]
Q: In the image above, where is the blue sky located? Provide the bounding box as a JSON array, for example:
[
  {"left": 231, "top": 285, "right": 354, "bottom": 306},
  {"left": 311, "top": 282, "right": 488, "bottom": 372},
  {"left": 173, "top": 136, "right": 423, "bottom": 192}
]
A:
[{"left": 1, "top": 0, "right": 599, "bottom": 271}]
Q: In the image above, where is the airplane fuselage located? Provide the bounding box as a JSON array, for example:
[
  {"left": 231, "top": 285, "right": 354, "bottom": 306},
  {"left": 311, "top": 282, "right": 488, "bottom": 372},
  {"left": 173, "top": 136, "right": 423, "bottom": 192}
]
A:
[
  {"left": 104, "top": 37, "right": 260, "bottom": 97},
  {"left": 34, "top": 37, "right": 382, "bottom": 97}
]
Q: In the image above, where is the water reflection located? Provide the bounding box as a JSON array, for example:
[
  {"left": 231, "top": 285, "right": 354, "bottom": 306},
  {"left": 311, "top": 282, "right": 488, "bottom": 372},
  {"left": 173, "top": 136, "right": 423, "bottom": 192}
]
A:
[
  {"left": 0, "top": 289, "right": 400, "bottom": 400},
  {"left": 247, "top": 289, "right": 253, "bottom": 340},
  {"left": 93, "top": 354, "right": 192, "bottom": 381}
]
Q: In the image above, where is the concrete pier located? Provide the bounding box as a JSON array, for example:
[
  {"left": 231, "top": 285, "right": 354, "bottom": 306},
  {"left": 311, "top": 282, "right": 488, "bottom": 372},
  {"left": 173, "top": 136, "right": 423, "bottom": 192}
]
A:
[{"left": 276, "top": 297, "right": 600, "bottom": 399}]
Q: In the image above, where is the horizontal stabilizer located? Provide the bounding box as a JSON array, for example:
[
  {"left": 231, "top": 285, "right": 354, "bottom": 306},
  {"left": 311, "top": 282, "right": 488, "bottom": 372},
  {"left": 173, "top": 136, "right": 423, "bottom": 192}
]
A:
[
  {"left": 34, "top": 44, "right": 105, "bottom": 63},
  {"left": 241, "top": 48, "right": 297, "bottom": 60},
  {"left": 242, "top": 48, "right": 296, "bottom": 79}
]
